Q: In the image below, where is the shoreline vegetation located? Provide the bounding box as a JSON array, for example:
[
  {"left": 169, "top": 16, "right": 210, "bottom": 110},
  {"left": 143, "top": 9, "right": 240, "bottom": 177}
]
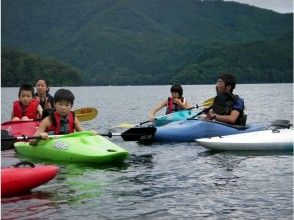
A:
[{"left": 2, "top": 0, "right": 293, "bottom": 86}]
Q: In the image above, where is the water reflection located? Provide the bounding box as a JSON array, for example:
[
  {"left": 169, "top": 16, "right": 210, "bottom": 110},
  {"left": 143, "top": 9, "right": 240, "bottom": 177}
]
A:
[{"left": 1, "top": 192, "right": 58, "bottom": 219}]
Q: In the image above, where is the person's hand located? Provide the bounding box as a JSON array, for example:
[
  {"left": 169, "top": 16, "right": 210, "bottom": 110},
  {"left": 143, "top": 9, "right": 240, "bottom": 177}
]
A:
[
  {"left": 29, "top": 132, "right": 48, "bottom": 146},
  {"left": 90, "top": 130, "right": 97, "bottom": 135},
  {"left": 39, "top": 132, "right": 49, "bottom": 140},
  {"left": 173, "top": 98, "right": 182, "bottom": 105},
  {"left": 206, "top": 109, "right": 216, "bottom": 120},
  {"left": 12, "top": 117, "right": 21, "bottom": 121},
  {"left": 21, "top": 116, "right": 31, "bottom": 121}
]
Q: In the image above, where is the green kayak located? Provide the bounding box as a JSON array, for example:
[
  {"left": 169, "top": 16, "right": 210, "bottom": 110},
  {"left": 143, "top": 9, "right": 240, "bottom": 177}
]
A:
[{"left": 14, "top": 131, "right": 128, "bottom": 164}]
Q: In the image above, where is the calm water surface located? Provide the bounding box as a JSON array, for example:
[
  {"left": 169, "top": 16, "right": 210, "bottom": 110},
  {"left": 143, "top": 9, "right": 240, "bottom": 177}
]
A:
[{"left": 1, "top": 84, "right": 293, "bottom": 219}]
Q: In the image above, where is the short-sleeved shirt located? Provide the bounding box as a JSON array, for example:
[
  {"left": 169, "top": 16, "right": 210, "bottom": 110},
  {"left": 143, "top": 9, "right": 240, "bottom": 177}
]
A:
[{"left": 232, "top": 96, "right": 244, "bottom": 114}]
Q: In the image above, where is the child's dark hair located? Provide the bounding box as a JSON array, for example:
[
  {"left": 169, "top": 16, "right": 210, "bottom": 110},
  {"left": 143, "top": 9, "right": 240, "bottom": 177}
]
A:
[
  {"left": 35, "top": 78, "right": 50, "bottom": 94},
  {"left": 18, "top": 84, "right": 34, "bottom": 97},
  {"left": 170, "top": 84, "right": 183, "bottom": 97},
  {"left": 218, "top": 74, "right": 236, "bottom": 93},
  {"left": 54, "top": 89, "right": 75, "bottom": 105}
]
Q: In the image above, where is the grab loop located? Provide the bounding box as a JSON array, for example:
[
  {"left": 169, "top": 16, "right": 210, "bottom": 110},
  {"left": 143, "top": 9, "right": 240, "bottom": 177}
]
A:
[{"left": 13, "top": 161, "right": 35, "bottom": 168}]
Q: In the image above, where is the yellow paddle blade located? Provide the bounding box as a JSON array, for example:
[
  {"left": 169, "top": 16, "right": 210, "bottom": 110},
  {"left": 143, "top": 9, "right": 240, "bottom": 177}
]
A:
[
  {"left": 202, "top": 97, "right": 214, "bottom": 107},
  {"left": 74, "top": 107, "right": 98, "bottom": 122},
  {"left": 116, "top": 123, "right": 136, "bottom": 129}
]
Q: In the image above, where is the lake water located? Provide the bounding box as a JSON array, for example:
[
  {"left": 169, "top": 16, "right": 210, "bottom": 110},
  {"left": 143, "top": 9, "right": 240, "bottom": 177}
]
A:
[{"left": 1, "top": 84, "right": 293, "bottom": 219}]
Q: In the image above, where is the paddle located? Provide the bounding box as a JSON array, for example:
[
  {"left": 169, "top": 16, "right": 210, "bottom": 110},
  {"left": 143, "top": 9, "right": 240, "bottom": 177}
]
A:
[
  {"left": 197, "top": 97, "right": 214, "bottom": 109},
  {"left": 1, "top": 127, "right": 157, "bottom": 142},
  {"left": 74, "top": 107, "right": 98, "bottom": 122},
  {"left": 1, "top": 107, "right": 98, "bottom": 126},
  {"left": 116, "top": 98, "right": 214, "bottom": 128},
  {"left": 188, "top": 105, "right": 215, "bottom": 120}
]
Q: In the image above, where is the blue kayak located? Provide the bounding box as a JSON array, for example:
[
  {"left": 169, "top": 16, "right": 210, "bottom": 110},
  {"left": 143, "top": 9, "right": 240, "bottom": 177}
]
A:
[
  {"left": 153, "top": 110, "right": 200, "bottom": 127},
  {"left": 153, "top": 119, "right": 265, "bottom": 142}
]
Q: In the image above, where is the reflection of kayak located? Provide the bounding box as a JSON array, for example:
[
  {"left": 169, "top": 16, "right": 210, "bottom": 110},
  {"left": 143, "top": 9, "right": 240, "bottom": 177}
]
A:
[
  {"left": 196, "top": 128, "right": 294, "bottom": 151},
  {"left": 153, "top": 119, "right": 264, "bottom": 143},
  {"left": 1, "top": 120, "right": 40, "bottom": 137},
  {"left": 1, "top": 164, "right": 58, "bottom": 197},
  {"left": 14, "top": 131, "right": 129, "bottom": 164},
  {"left": 153, "top": 110, "right": 199, "bottom": 127}
]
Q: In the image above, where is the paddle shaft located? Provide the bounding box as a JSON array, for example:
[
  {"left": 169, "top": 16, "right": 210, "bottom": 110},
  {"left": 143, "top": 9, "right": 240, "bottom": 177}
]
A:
[
  {"left": 1, "top": 134, "right": 64, "bottom": 141},
  {"left": 188, "top": 105, "right": 215, "bottom": 120},
  {"left": 1, "top": 127, "right": 156, "bottom": 142}
]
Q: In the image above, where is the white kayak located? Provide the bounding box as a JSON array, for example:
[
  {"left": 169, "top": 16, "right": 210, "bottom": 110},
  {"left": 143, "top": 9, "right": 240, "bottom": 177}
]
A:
[{"left": 196, "top": 128, "right": 293, "bottom": 151}]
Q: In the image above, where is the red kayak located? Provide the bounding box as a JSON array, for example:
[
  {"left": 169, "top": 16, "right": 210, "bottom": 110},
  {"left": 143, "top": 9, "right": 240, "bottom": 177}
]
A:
[
  {"left": 1, "top": 120, "right": 40, "bottom": 150},
  {"left": 1, "top": 120, "right": 40, "bottom": 137},
  {"left": 1, "top": 162, "right": 58, "bottom": 197}
]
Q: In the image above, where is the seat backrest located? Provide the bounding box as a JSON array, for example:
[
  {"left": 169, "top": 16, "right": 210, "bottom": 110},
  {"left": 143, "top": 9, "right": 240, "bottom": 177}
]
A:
[{"left": 271, "top": 120, "right": 292, "bottom": 129}]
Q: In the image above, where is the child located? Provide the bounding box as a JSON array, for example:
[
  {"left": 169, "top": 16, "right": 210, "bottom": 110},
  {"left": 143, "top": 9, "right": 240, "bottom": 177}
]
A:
[
  {"left": 149, "top": 84, "right": 192, "bottom": 120},
  {"left": 29, "top": 89, "right": 83, "bottom": 145},
  {"left": 11, "top": 84, "right": 43, "bottom": 121}
]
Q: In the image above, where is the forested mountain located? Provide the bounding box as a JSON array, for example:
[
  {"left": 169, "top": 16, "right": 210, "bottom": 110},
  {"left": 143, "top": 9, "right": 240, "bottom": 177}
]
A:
[
  {"left": 170, "top": 32, "right": 293, "bottom": 84},
  {"left": 2, "top": 0, "right": 293, "bottom": 86},
  {"left": 1, "top": 48, "right": 83, "bottom": 86}
]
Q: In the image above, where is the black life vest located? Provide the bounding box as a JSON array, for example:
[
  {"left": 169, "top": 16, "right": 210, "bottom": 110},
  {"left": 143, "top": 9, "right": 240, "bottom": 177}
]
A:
[{"left": 213, "top": 92, "right": 246, "bottom": 125}]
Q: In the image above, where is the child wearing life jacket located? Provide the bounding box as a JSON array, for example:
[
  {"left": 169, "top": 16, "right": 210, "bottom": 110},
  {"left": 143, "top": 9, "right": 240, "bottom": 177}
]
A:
[
  {"left": 29, "top": 89, "right": 83, "bottom": 145},
  {"left": 149, "top": 84, "right": 192, "bottom": 120},
  {"left": 11, "top": 84, "right": 43, "bottom": 121}
]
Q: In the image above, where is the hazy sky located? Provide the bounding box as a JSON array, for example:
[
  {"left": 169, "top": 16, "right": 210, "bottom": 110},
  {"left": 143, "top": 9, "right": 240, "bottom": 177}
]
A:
[{"left": 224, "top": 0, "right": 293, "bottom": 13}]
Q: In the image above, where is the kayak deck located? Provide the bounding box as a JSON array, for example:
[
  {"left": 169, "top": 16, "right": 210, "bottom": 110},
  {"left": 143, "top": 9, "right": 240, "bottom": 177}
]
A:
[
  {"left": 14, "top": 131, "right": 129, "bottom": 164},
  {"left": 1, "top": 165, "right": 58, "bottom": 197},
  {"left": 196, "top": 128, "right": 293, "bottom": 151}
]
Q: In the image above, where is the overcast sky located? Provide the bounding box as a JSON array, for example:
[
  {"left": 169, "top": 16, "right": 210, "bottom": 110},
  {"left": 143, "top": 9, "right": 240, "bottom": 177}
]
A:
[{"left": 223, "top": 0, "right": 293, "bottom": 13}]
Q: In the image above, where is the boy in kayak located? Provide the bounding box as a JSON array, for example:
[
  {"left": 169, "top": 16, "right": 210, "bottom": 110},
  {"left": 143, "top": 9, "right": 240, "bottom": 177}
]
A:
[
  {"left": 149, "top": 84, "right": 192, "bottom": 120},
  {"left": 34, "top": 78, "right": 55, "bottom": 118},
  {"left": 205, "top": 74, "right": 245, "bottom": 125},
  {"left": 11, "top": 84, "right": 43, "bottom": 121},
  {"left": 29, "top": 89, "right": 83, "bottom": 145}
]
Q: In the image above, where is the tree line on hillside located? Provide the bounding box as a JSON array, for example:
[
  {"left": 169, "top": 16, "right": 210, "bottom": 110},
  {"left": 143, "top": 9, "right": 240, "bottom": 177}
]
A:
[
  {"left": 168, "top": 33, "right": 293, "bottom": 84},
  {"left": 1, "top": 48, "right": 83, "bottom": 87},
  {"left": 2, "top": 0, "right": 292, "bottom": 85}
]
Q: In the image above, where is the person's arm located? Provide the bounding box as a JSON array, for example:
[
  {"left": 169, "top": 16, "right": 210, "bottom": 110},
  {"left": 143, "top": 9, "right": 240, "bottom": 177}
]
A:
[
  {"left": 29, "top": 117, "right": 50, "bottom": 145},
  {"left": 37, "top": 104, "right": 43, "bottom": 119},
  {"left": 149, "top": 100, "right": 168, "bottom": 120},
  {"left": 11, "top": 109, "right": 15, "bottom": 120},
  {"left": 210, "top": 110, "right": 240, "bottom": 124},
  {"left": 74, "top": 117, "right": 83, "bottom": 132}
]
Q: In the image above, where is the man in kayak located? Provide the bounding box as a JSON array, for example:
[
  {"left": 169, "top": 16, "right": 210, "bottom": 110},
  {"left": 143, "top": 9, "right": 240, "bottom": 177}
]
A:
[
  {"left": 29, "top": 89, "right": 84, "bottom": 145},
  {"left": 204, "top": 74, "right": 246, "bottom": 125},
  {"left": 11, "top": 84, "right": 43, "bottom": 121},
  {"left": 149, "top": 84, "right": 192, "bottom": 120}
]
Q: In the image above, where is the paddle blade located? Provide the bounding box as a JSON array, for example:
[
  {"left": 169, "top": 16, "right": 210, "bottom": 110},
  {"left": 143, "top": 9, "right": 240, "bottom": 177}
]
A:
[
  {"left": 116, "top": 123, "right": 136, "bottom": 128},
  {"left": 202, "top": 98, "right": 214, "bottom": 108},
  {"left": 74, "top": 107, "right": 98, "bottom": 122},
  {"left": 121, "top": 127, "right": 156, "bottom": 141},
  {"left": 1, "top": 130, "right": 15, "bottom": 151}
]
